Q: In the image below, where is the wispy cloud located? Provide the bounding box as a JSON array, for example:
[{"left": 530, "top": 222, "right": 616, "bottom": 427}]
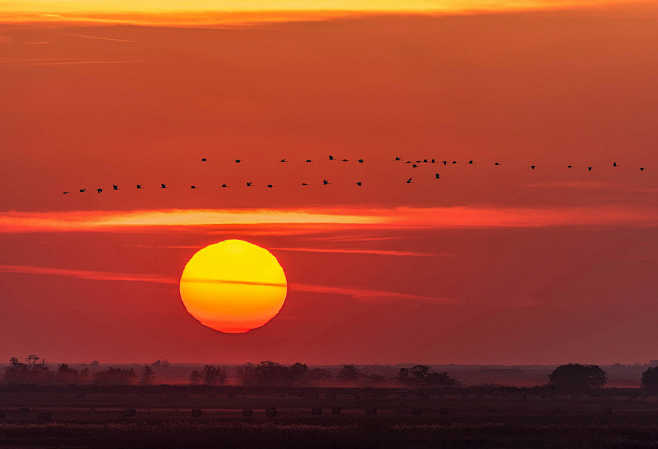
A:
[
  {"left": 0, "top": 264, "right": 176, "bottom": 285},
  {"left": 0, "top": 58, "right": 143, "bottom": 66},
  {"left": 1, "top": 206, "right": 656, "bottom": 233},
  {"left": 270, "top": 247, "right": 440, "bottom": 257},
  {"left": 65, "top": 33, "right": 136, "bottom": 43},
  {"left": 0, "top": 264, "right": 449, "bottom": 303}
]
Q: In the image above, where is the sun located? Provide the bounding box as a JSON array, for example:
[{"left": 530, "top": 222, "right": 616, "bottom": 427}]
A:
[{"left": 179, "top": 240, "right": 287, "bottom": 333}]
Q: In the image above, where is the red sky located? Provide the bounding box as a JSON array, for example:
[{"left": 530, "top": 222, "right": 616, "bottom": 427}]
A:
[{"left": 1, "top": 2, "right": 657, "bottom": 365}]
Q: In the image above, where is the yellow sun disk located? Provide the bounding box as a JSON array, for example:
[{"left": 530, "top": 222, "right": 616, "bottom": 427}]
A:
[{"left": 179, "top": 240, "right": 287, "bottom": 333}]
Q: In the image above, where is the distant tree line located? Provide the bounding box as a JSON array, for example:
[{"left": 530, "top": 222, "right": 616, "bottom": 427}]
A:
[{"left": 5, "top": 356, "right": 658, "bottom": 392}]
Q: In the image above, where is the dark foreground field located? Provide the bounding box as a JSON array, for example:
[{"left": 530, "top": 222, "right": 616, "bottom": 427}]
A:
[{"left": 2, "top": 385, "right": 658, "bottom": 448}]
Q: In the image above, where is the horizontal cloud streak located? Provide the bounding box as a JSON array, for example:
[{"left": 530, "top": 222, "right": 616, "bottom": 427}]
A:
[
  {"left": 0, "top": 265, "right": 446, "bottom": 303},
  {"left": 1, "top": 206, "right": 657, "bottom": 233},
  {"left": 270, "top": 247, "right": 439, "bottom": 257}
]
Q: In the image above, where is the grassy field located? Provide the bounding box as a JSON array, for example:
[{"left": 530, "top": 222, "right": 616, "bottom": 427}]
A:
[{"left": 1, "top": 385, "right": 658, "bottom": 448}]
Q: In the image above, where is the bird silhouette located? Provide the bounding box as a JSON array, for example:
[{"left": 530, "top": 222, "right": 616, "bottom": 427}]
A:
[
  {"left": 406, "top": 177, "right": 413, "bottom": 184},
  {"left": 221, "top": 184, "right": 229, "bottom": 188},
  {"left": 201, "top": 157, "right": 207, "bottom": 162},
  {"left": 246, "top": 181, "right": 253, "bottom": 187},
  {"left": 412, "top": 164, "right": 418, "bottom": 168},
  {"left": 423, "top": 159, "right": 428, "bottom": 163},
  {"left": 356, "top": 181, "right": 363, "bottom": 186},
  {"left": 79, "top": 188, "right": 86, "bottom": 193},
  {"left": 305, "top": 159, "right": 312, "bottom": 163},
  {"left": 442, "top": 160, "right": 447, "bottom": 166},
  {"left": 416, "top": 160, "right": 421, "bottom": 163},
  {"left": 468, "top": 160, "right": 473, "bottom": 165},
  {"left": 342, "top": 158, "right": 349, "bottom": 162},
  {"left": 161, "top": 184, "right": 167, "bottom": 189},
  {"left": 358, "top": 159, "right": 364, "bottom": 163},
  {"left": 329, "top": 155, "right": 334, "bottom": 161},
  {"left": 530, "top": 165, "right": 536, "bottom": 170},
  {"left": 136, "top": 184, "right": 142, "bottom": 189},
  {"left": 395, "top": 156, "right": 401, "bottom": 161},
  {"left": 587, "top": 166, "right": 593, "bottom": 171},
  {"left": 452, "top": 160, "right": 457, "bottom": 165},
  {"left": 280, "top": 158, "right": 287, "bottom": 163},
  {"left": 435, "top": 173, "right": 440, "bottom": 179},
  {"left": 494, "top": 162, "right": 500, "bottom": 166},
  {"left": 190, "top": 185, "right": 197, "bottom": 189},
  {"left": 266, "top": 184, "right": 273, "bottom": 188},
  {"left": 235, "top": 159, "right": 241, "bottom": 163},
  {"left": 431, "top": 159, "right": 436, "bottom": 164},
  {"left": 97, "top": 188, "right": 103, "bottom": 194},
  {"left": 62, "top": 191, "right": 69, "bottom": 195},
  {"left": 613, "top": 162, "right": 617, "bottom": 167},
  {"left": 113, "top": 184, "right": 119, "bottom": 190},
  {"left": 568, "top": 165, "right": 573, "bottom": 168},
  {"left": 322, "top": 179, "right": 330, "bottom": 185},
  {"left": 301, "top": 182, "right": 309, "bottom": 186},
  {"left": 640, "top": 167, "right": 645, "bottom": 172}
]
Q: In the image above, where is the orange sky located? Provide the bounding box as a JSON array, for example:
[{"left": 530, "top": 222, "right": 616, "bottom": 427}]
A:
[{"left": 1, "top": 2, "right": 657, "bottom": 365}]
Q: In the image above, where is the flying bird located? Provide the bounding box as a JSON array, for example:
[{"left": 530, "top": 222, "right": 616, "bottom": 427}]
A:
[
  {"left": 161, "top": 184, "right": 167, "bottom": 189},
  {"left": 613, "top": 162, "right": 617, "bottom": 167},
  {"left": 329, "top": 155, "right": 334, "bottom": 161},
  {"left": 280, "top": 158, "right": 287, "bottom": 163},
  {"left": 395, "top": 156, "right": 401, "bottom": 161},
  {"left": 406, "top": 177, "right": 413, "bottom": 184},
  {"left": 136, "top": 184, "right": 142, "bottom": 189},
  {"left": 567, "top": 165, "right": 573, "bottom": 168},
  {"left": 301, "top": 182, "right": 309, "bottom": 186},
  {"left": 201, "top": 157, "right": 207, "bottom": 162},
  {"left": 412, "top": 164, "right": 418, "bottom": 168},
  {"left": 640, "top": 167, "right": 645, "bottom": 172},
  {"left": 358, "top": 159, "right": 364, "bottom": 163},
  {"left": 266, "top": 184, "right": 273, "bottom": 188},
  {"left": 587, "top": 166, "right": 593, "bottom": 171},
  {"left": 190, "top": 185, "right": 197, "bottom": 189},
  {"left": 356, "top": 181, "right": 363, "bottom": 186},
  {"left": 423, "top": 159, "right": 428, "bottom": 163},
  {"left": 97, "top": 188, "right": 102, "bottom": 194},
  {"left": 220, "top": 184, "right": 229, "bottom": 188},
  {"left": 62, "top": 191, "right": 69, "bottom": 195},
  {"left": 431, "top": 159, "right": 436, "bottom": 164},
  {"left": 494, "top": 162, "right": 500, "bottom": 166},
  {"left": 113, "top": 184, "right": 119, "bottom": 190},
  {"left": 452, "top": 160, "right": 457, "bottom": 165},
  {"left": 246, "top": 181, "right": 253, "bottom": 187},
  {"left": 468, "top": 160, "right": 473, "bottom": 165},
  {"left": 442, "top": 160, "right": 447, "bottom": 166},
  {"left": 79, "top": 188, "right": 86, "bottom": 193},
  {"left": 305, "top": 159, "right": 312, "bottom": 163},
  {"left": 435, "top": 173, "right": 440, "bottom": 179},
  {"left": 322, "top": 179, "right": 330, "bottom": 185},
  {"left": 342, "top": 158, "right": 349, "bottom": 162},
  {"left": 530, "top": 165, "right": 536, "bottom": 170}
]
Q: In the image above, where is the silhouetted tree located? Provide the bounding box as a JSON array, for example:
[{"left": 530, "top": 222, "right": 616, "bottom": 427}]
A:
[
  {"left": 337, "top": 365, "right": 360, "bottom": 381},
  {"left": 94, "top": 367, "right": 136, "bottom": 385},
  {"left": 202, "top": 365, "right": 226, "bottom": 385},
  {"left": 549, "top": 364, "right": 607, "bottom": 392},
  {"left": 641, "top": 367, "right": 658, "bottom": 393},
  {"left": 141, "top": 365, "right": 155, "bottom": 385},
  {"left": 189, "top": 370, "right": 202, "bottom": 385},
  {"left": 398, "top": 365, "right": 457, "bottom": 386},
  {"left": 55, "top": 364, "right": 79, "bottom": 384},
  {"left": 4, "top": 355, "right": 51, "bottom": 385}
]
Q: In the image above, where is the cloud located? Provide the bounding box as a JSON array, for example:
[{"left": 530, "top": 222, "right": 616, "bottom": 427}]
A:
[
  {"left": 65, "top": 33, "right": 136, "bottom": 43},
  {"left": 270, "top": 247, "right": 440, "bottom": 257},
  {"left": 0, "top": 264, "right": 176, "bottom": 285},
  {"left": 0, "top": 264, "right": 451, "bottom": 303},
  {"left": 1, "top": 206, "right": 656, "bottom": 233},
  {"left": 0, "top": 58, "right": 143, "bottom": 66}
]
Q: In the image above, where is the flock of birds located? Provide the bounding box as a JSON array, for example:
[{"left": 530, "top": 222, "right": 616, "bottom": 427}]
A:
[{"left": 61, "top": 155, "right": 649, "bottom": 195}]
